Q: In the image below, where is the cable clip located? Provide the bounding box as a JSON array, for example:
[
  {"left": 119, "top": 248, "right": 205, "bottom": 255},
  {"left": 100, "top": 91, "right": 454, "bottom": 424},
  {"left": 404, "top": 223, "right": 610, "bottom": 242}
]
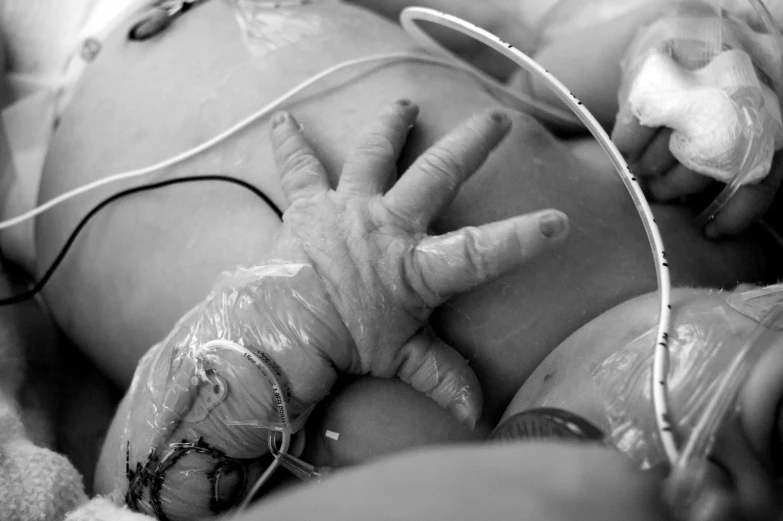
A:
[{"left": 128, "top": 0, "right": 204, "bottom": 41}]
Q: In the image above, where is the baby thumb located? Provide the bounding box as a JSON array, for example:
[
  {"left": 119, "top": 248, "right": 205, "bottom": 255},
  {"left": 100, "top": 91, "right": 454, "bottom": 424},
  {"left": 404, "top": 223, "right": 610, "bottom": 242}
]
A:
[{"left": 392, "top": 327, "right": 482, "bottom": 430}]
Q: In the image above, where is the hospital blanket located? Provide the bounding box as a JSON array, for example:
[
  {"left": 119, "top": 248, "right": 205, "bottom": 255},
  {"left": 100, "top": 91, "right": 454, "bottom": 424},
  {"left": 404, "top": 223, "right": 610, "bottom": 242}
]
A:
[{"left": 0, "top": 263, "right": 154, "bottom": 520}]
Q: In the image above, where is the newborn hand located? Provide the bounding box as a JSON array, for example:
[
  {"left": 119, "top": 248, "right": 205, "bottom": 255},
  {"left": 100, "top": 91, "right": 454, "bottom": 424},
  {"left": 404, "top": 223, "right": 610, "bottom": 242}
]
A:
[
  {"left": 612, "top": 90, "right": 783, "bottom": 240},
  {"left": 115, "top": 102, "right": 569, "bottom": 521},
  {"left": 610, "top": 8, "right": 783, "bottom": 239},
  {"left": 268, "top": 101, "right": 570, "bottom": 428}
]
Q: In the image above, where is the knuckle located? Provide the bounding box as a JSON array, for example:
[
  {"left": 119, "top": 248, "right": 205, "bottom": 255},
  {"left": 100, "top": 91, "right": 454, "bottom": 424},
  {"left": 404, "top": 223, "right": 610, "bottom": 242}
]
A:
[
  {"left": 358, "top": 133, "right": 397, "bottom": 161},
  {"left": 419, "top": 148, "right": 464, "bottom": 186},
  {"left": 458, "top": 227, "right": 490, "bottom": 282},
  {"left": 274, "top": 129, "right": 301, "bottom": 151},
  {"left": 283, "top": 150, "right": 318, "bottom": 175}
]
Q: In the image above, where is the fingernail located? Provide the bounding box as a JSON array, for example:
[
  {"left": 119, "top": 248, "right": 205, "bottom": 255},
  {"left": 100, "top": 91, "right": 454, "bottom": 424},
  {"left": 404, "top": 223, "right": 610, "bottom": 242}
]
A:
[
  {"left": 539, "top": 211, "right": 568, "bottom": 239},
  {"left": 452, "top": 403, "right": 476, "bottom": 431},
  {"left": 396, "top": 99, "right": 413, "bottom": 107},
  {"left": 272, "top": 111, "right": 289, "bottom": 128}
]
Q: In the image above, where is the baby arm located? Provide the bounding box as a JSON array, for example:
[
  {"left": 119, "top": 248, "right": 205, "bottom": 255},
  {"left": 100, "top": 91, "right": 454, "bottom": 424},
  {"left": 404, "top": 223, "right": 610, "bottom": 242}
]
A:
[
  {"left": 104, "top": 101, "right": 570, "bottom": 520},
  {"left": 510, "top": 0, "right": 783, "bottom": 238},
  {"left": 611, "top": 1, "right": 783, "bottom": 238}
]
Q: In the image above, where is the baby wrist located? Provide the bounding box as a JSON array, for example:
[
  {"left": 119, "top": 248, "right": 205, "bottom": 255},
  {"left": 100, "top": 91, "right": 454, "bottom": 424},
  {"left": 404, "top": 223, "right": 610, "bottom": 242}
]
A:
[{"left": 122, "top": 262, "right": 353, "bottom": 517}]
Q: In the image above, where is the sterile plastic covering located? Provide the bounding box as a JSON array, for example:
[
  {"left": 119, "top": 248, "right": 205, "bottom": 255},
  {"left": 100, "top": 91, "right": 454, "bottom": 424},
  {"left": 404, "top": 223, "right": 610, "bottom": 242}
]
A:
[
  {"left": 618, "top": 0, "right": 783, "bottom": 186},
  {"left": 589, "top": 288, "right": 783, "bottom": 482},
  {"left": 119, "top": 263, "right": 344, "bottom": 521},
  {"left": 590, "top": 290, "right": 782, "bottom": 470},
  {"left": 591, "top": 302, "right": 745, "bottom": 469},
  {"left": 228, "top": 0, "right": 338, "bottom": 57}
]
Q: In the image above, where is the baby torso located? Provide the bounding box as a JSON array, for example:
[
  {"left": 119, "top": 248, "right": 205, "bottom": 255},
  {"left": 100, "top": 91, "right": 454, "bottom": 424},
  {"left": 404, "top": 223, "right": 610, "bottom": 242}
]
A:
[{"left": 35, "top": 0, "right": 774, "bottom": 477}]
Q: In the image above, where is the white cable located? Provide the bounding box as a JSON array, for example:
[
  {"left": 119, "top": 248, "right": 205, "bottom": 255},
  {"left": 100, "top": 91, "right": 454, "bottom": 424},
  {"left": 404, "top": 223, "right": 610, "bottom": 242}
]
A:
[
  {"left": 399, "top": 7, "right": 679, "bottom": 464},
  {"left": 197, "top": 339, "right": 291, "bottom": 511},
  {"left": 0, "top": 50, "right": 576, "bottom": 231}
]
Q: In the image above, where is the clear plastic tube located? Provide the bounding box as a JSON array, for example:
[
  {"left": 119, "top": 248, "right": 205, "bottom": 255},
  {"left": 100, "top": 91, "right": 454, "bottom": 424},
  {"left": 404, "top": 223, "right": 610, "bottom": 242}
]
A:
[{"left": 666, "top": 305, "right": 783, "bottom": 520}]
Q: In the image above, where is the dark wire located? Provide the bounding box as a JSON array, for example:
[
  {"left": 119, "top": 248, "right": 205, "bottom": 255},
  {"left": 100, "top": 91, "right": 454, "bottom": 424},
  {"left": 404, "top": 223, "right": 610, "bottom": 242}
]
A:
[{"left": 0, "top": 175, "right": 283, "bottom": 306}]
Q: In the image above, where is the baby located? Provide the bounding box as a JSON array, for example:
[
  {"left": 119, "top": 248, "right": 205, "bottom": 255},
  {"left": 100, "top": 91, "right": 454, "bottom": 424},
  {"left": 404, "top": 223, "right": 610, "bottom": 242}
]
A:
[
  {"left": 102, "top": 103, "right": 782, "bottom": 521},
  {"left": 525, "top": 0, "right": 783, "bottom": 237},
  {"left": 0, "top": 0, "right": 781, "bottom": 519},
  {"left": 97, "top": 102, "right": 573, "bottom": 520}
]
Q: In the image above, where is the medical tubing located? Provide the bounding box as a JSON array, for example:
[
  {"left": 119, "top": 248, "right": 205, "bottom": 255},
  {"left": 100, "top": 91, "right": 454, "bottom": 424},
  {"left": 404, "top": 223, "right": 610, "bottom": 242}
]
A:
[
  {"left": 666, "top": 305, "right": 783, "bottom": 518},
  {"left": 691, "top": 0, "right": 783, "bottom": 227},
  {"left": 692, "top": 121, "right": 760, "bottom": 228},
  {"left": 623, "top": 0, "right": 783, "bottom": 226},
  {"left": 123, "top": 263, "right": 344, "bottom": 520},
  {"left": 197, "top": 339, "right": 291, "bottom": 512},
  {"left": 399, "top": 6, "right": 677, "bottom": 465},
  {"left": 19, "top": 5, "right": 677, "bottom": 468},
  {"left": 0, "top": 175, "right": 282, "bottom": 306},
  {"left": 0, "top": 50, "right": 575, "bottom": 232}
]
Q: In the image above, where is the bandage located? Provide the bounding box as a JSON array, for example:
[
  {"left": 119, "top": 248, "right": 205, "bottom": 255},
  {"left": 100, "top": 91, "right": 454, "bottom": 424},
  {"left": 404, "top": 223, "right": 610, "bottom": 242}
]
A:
[
  {"left": 120, "top": 263, "right": 347, "bottom": 521},
  {"left": 621, "top": 2, "right": 783, "bottom": 185},
  {"left": 229, "top": 0, "right": 338, "bottom": 57}
]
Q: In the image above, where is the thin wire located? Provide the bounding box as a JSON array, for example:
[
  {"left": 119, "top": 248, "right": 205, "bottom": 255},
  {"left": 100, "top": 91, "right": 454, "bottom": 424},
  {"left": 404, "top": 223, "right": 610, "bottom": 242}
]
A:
[
  {"left": 197, "top": 339, "right": 293, "bottom": 512},
  {"left": 399, "top": 7, "right": 678, "bottom": 463},
  {"left": 0, "top": 175, "right": 282, "bottom": 306},
  {"left": 0, "top": 51, "right": 575, "bottom": 232}
]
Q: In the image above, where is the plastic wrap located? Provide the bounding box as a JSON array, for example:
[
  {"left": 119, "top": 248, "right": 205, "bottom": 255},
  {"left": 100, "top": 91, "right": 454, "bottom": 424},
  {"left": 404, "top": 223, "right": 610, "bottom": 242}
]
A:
[
  {"left": 119, "top": 263, "right": 346, "bottom": 521},
  {"left": 589, "top": 287, "right": 783, "bottom": 518},
  {"left": 228, "top": 0, "right": 337, "bottom": 57},
  {"left": 591, "top": 291, "right": 783, "bottom": 470},
  {"left": 618, "top": 0, "right": 783, "bottom": 188},
  {"left": 666, "top": 287, "right": 783, "bottom": 520}
]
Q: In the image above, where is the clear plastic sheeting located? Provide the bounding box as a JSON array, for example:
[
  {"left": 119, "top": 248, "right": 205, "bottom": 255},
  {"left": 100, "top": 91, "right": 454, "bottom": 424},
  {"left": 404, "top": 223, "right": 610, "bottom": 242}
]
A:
[
  {"left": 591, "top": 302, "right": 756, "bottom": 469},
  {"left": 228, "top": 0, "right": 336, "bottom": 57},
  {"left": 120, "top": 263, "right": 341, "bottom": 521},
  {"left": 725, "top": 283, "right": 783, "bottom": 328},
  {"left": 666, "top": 304, "right": 783, "bottom": 520}
]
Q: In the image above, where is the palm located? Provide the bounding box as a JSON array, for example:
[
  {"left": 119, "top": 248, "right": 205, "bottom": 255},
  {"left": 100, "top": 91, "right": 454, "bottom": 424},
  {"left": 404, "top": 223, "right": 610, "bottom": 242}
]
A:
[{"left": 267, "top": 101, "right": 569, "bottom": 427}]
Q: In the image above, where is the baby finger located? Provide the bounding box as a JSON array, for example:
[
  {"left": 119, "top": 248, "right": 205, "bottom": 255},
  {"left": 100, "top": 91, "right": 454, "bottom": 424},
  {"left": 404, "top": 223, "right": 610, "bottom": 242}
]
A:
[
  {"left": 270, "top": 111, "right": 330, "bottom": 205},
  {"left": 339, "top": 100, "right": 420, "bottom": 195},
  {"left": 648, "top": 163, "right": 712, "bottom": 202},
  {"left": 631, "top": 128, "right": 678, "bottom": 181},
  {"left": 384, "top": 110, "right": 511, "bottom": 229},
  {"left": 409, "top": 210, "right": 569, "bottom": 304},
  {"left": 611, "top": 103, "right": 658, "bottom": 162},
  {"left": 393, "top": 327, "right": 482, "bottom": 430}
]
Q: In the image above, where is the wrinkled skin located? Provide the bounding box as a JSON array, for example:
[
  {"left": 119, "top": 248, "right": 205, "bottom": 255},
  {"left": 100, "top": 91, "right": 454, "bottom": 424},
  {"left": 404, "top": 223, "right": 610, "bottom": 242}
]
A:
[
  {"left": 264, "top": 103, "right": 569, "bottom": 426},
  {"left": 99, "top": 103, "right": 572, "bottom": 520},
  {"left": 523, "top": 0, "right": 783, "bottom": 237}
]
